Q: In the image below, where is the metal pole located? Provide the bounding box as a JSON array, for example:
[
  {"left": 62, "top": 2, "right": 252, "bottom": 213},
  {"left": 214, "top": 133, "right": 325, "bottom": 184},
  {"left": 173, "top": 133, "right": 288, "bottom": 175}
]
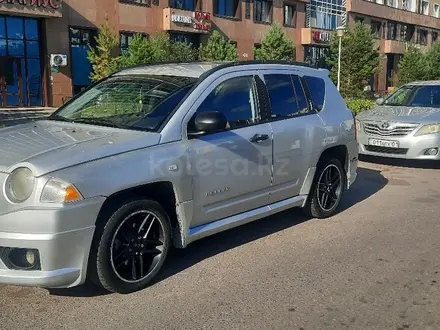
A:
[{"left": 337, "top": 35, "right": 342, "bottom": 91}]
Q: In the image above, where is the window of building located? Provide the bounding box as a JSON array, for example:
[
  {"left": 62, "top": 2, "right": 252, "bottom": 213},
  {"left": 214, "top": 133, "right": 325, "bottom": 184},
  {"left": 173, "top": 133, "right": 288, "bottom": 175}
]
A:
[
  {"left": 255, "top": 0, "right": 273, "bottom": 23},
  {"left": 434, "top": 3, "right": 440, "bottom": 16},
  {"left": 304, "top": 46, "right": 330, "bottom": 69},
  {"left": 195, "top": 76, "right": 259, "bottom": 130},
  {"left": 120, "top": 0, "right": 150, "bottom": 5},
  {"left": 308, "top": 0, "right": 344, "bottom": 30},
  {"left": 371, "top": 21, "right": 382, "bottom": 39},
  {"left": 386, "top": 21, "right": 397, "bottom": 40},
  {"left": 264, "top": 74, "right": 309, "bottom": 118},
  {"left": 120, "top": 32, "right": 148, "bottom": 54},
  {"left": 169, "top": 0, "right": 196, "bottom": 10},
  {"left": 418, "top": 29, "right": 428, "bottom": 45},
  {"left": 400, "top": 24, "right": 415, "bottom": 41},
  {"left": 376, "top": 0, "right": 384, "bottom": 5},
  {"left": 402, "top": 0, "right": 416, "bottom": 11},
  {"left": 284, "top": 3, "right": 296, "bottom": 27},
  {"left": 433, "top": 31, "right": 439, "bottom": 43},
  {"left": 170, "top": 32, "right": 200, "bottom": 47},
  {"left": 69, "top": 27, "right": 97, "bottom": 95},
  {"left": 355, "top": 16, "right": 364, "bottom": 24},
  {"left": 420, "top": 0, "right": 430, "bottom": 15},
  {"left": 303, "top": 76, "right": 326, "bottom": 111},
  {"left": 386, "top": 0, "right": 398, "bottom": 7},
  {"left": 214, "top": 0, "right": 241, "bottom": 18}
]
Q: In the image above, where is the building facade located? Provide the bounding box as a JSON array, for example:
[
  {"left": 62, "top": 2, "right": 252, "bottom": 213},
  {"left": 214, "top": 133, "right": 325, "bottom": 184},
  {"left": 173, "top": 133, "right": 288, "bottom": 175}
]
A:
[{"left": 0, "top": 0, "right": 439, "bottom": 108}]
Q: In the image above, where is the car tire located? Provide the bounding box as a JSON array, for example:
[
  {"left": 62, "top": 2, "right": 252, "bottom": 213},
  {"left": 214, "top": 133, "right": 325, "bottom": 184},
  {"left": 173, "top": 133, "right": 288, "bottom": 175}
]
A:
[
  {"left": 91, "top": 199, "right": 171, "bottom": 294},
  {"left": 303, "top": 157, "right": 346, "bottom": 219}
]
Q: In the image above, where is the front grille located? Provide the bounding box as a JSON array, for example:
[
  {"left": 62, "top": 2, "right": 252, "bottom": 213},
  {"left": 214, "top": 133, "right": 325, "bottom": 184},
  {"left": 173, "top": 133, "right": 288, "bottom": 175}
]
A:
[
  {"left": 363, "top": 122, "right": 418, "bottom": 137},
  {"left": 365, "top": 145, "right": 408, "bottom": 155}
]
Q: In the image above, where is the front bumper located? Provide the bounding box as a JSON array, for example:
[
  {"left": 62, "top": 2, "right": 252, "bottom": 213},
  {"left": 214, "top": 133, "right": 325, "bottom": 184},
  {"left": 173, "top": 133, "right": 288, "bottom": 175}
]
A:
[
  {"left": 0, "top": 197, "right": 105, "bottom": 288},
  {"left": 358, "top": 131, "right": 440, "bottom": 160}
]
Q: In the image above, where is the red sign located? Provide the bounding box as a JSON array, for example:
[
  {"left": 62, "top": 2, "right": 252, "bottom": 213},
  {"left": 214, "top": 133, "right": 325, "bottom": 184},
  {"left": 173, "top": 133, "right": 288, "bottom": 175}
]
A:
[
  {"left": 312, "top": 30, "right": 331, "bottom": 43},
  {"left": 193, "top": 11, "right": 211, "bottom": 32},
  {"left": 0, "top": 0, "right": 61, "bottom": 9}
]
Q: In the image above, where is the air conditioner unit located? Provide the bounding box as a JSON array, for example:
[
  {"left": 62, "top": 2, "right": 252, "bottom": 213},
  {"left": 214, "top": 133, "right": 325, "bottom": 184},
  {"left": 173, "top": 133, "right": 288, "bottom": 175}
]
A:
[{"left": 50, "top": 54, "right": 68, "bottom": 67}]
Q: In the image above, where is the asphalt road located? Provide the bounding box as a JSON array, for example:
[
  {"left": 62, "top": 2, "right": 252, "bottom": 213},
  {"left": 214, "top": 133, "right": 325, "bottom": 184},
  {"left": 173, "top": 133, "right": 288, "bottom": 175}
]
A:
[{"left": 1, "top": 158, "right": 440, "bottom": 330}]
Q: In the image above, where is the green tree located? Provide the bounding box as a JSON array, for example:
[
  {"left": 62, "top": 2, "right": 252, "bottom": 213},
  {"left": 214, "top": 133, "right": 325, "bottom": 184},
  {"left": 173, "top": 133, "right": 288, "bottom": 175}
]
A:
[
  {"left": 253, "top": 23, "right": 295, "bottom": 61},
  {"left": 87, "top": 19, "right": 120, "bottom": 82},
  {"left": 199, "top": 30, "right": 238, "bottom": 61},
  {"left": 119, "top": 32, "right": 198, "bottom": 67},
  {"left": 425, "top": 41, "right": 440, "bottom": 80},
  {"left": 396, "top": 44, "right": 427, "bottom": 86},
  {"left": 327, "top": 23, "right": 380, "bottom": 98}
]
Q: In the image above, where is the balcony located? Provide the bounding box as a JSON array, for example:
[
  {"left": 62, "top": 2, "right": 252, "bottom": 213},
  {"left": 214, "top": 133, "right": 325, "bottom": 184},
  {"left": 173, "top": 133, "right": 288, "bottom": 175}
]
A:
[
  {"left": 383, "top": 40, "right": 406, "bottom": 54},
  {"left": 163, "top": 7, "right": 211, "bottom": 34}
]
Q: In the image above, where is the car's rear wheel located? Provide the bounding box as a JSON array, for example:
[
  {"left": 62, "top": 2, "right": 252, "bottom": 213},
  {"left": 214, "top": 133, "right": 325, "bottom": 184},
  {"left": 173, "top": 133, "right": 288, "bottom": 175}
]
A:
[
  {"left": 304, "top": 157, "right": 346, "bottom": 219},
  {"left": 92, "top": 199, "right": 171, "bottom": 294}
]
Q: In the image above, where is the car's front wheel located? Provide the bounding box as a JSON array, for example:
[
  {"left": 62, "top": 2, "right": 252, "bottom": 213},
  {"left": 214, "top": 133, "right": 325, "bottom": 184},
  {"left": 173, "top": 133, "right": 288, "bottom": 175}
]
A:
[
  {"left": 91, "top": 199, "right": 171, "bottom": 294},
  {"left": 304, "top": 157, "right": 346, "bottom": 219}
]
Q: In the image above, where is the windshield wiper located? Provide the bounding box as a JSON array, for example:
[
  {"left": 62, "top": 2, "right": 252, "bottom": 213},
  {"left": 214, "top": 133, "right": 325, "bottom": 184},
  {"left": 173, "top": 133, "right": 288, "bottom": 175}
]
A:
[{"left": 71, "top": 117, "right": 127, "bottom": 129}]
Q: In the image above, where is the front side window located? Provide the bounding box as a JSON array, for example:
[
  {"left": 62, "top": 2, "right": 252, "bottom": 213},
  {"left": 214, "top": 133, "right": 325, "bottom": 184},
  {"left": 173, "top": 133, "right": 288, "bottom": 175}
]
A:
[
  {"left": 194, "top": 76, "right": 259, "bottom": 130},
  {"left": 384, "top": 85, "right": 440, "bottom": 108},
  {"left": 49, "top": 75, "right": 196, "bottom": 131},
  {"left": 264, "top": 74, "right": 309, "bottom": 118},
  {"left": 255, "top": 0, "right": 273, "bottom": 23},
  {"left": 284, "top": 3, "right": 296, "bottom": 26},
  {"left": 215, "top": 0, "right": 240, "bottom": 18}
]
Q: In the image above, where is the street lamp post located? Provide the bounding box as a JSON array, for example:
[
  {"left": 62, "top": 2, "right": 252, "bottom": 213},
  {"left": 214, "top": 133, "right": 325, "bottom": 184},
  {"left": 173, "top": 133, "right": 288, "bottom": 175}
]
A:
[{"left": 336, "top": 26, "right": 345, "bottom": 91}]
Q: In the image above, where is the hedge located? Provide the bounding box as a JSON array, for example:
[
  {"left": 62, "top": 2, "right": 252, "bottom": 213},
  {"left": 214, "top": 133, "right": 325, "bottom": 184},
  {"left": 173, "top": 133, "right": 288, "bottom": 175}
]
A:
[{"left": 345, "top": 98, "right": 376, "bottom": 115}]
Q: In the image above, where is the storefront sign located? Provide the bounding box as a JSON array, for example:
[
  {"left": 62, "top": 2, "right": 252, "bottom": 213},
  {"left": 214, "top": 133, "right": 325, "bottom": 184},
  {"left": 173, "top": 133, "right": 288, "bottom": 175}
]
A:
[
  {"left": 312, "top": 30, "right": 331, "bottom": 43},
  {"left": 0, "top": 0, "right": 62, "bottom": 9},
  {"left": 169, "top": 10, "right": 211, "bottom": 33}
]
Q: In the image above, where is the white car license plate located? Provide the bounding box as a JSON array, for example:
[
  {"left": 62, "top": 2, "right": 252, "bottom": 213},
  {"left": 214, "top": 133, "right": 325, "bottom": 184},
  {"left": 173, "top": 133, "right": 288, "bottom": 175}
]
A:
[{"left": 368, "top": 138, "right": 399, "bottom": 148}]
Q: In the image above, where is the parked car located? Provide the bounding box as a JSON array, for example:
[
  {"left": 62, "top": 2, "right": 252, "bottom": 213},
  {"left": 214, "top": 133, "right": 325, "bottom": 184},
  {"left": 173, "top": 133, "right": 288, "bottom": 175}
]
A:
[
  {"left": 356, "top": 81, "right": 440, "bottom": 159},
  {"left": 0, "top": 61, "right": 358, "bottom": 293}
]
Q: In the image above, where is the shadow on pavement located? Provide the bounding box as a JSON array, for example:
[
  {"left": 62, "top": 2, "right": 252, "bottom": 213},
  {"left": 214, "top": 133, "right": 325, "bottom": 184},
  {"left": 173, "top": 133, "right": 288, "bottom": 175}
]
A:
[
  {"left": 48, "top": 166, "right": 387, "bottom": 297},
  {"left": 360, "top": 154, "right": 440, "bottom": 169}
]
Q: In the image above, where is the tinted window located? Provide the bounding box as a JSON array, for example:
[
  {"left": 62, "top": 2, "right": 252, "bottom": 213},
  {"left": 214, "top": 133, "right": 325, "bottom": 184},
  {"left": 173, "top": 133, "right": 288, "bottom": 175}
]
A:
[
  {"left": 384, "top": 85, "right": 440, "bottom": 108},
  {"left": 264, "top": 74, "right": 298, "bottom": 118},
  {"left": 196, "top": 76, "right": 259, "bottom": 129},
  {"left": 303, "top": 76, "right": 326, "bottom": 111},
  {"left": 265, "top": 74, "right": 310, "bottom": 118}
]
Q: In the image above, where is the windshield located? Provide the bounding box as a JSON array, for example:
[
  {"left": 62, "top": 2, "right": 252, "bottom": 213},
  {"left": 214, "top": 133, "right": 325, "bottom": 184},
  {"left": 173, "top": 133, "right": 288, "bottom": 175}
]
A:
[
  {"left": 49, "top": 75, "right": 197, "bottom": 131},
  {"left": 384, "top": 85, "right": 440, "bottom": 108}
]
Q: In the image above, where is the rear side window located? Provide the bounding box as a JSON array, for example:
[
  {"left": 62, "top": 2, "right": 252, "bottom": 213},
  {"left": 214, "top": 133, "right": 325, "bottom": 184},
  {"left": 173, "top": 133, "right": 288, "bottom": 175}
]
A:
[
  {"left": 264, "top": 74, "right": 310, "bottom": 118},
  {"left": 303, "top": 76, "right": 326, "bottom": 111}
]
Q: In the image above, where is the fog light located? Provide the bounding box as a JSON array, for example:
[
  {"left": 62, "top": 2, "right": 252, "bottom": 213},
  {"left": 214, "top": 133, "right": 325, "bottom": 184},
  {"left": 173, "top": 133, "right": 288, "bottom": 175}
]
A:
[
  {"left": 425, "top": 148, "right": 439, "bottom": 156},
  {"left": 6, "top": 248, "right": 40, "bottom": 270}
]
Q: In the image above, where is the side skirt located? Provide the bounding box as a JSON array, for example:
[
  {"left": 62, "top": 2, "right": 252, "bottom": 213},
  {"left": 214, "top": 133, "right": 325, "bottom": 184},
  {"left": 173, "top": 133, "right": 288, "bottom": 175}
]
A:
[{"left": 185, "top": 195, "right": 307, "bottom": 246}]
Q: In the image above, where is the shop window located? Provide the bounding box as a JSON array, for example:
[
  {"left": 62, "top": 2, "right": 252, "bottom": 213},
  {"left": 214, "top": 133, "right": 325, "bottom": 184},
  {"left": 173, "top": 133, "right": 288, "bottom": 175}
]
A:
[
  {"left": 433, "top": 31, "right": 439, "bottom": 43},
  {"left": 434, "top": 3, "right": 440, "bottom": 17},
  {"left": 386, "top": 21, "right": 397, "bottom": 40},
  {"left": 255, "top": 0, "right": 273, "bottom": 23},
  {"left": 284, "top": 3, "right": 296, "bottom": 27},
  {"left": 418, "top": 29, "right": 428, "bottom": 45},
  {"left": 69, "top": 27, "right": 97, "bottom": 95},
  {"left": 214, "top": 0, "right": 241, "bottom": 18},
  {"left": 400, "top": 24, "right": 415, "bottom": 41},
  {"left": 371, "top": 21, "right": 382, "bottom": 39},
  {"left": 169, "top": 0, "right": 196, "bottom": 10},
  {"left": 120, "top": 31, "right": 148, "bottom": 54}
]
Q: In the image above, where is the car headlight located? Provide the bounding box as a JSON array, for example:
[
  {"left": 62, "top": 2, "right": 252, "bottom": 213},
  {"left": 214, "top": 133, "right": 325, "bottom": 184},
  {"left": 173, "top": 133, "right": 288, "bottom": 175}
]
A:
[
  {"left": 355, "top": 119, "right": 363, "bottom": 132},
  {"left": 414, "top": 124, "right": 440, "bottom": 136},
  {"left": 40, "top": 178, "right": 83, "bottom": 204},
  {"left": 5, "top": 167, "right": 35, "bottom": 203}
]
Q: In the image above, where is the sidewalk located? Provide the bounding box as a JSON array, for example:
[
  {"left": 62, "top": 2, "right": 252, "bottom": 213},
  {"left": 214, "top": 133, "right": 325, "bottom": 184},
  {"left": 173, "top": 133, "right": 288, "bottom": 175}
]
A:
[{"left": 0, "top": 108, "right": 56, "bottom": 127}]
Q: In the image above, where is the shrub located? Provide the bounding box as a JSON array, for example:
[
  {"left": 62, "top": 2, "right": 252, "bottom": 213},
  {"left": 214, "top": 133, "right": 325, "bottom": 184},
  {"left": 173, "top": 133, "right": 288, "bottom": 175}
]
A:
[
  {"left": 199, "top": 30, "right": 238, "bottom": 61},
  {"left": 253, "top": 22, "right": 295, "bottom": 61},
  {"left": 396, "top": 44, "right": 427, "bottom": 86},
  {"left": 345, "top": 98, "right": 376, "bottom": 115}
]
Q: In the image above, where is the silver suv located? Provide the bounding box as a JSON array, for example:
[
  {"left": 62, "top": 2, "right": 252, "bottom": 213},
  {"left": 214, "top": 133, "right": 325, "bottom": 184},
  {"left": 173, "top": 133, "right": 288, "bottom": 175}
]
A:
[{"left": 0, "top": 61, "right": 358, "bottom": 293}]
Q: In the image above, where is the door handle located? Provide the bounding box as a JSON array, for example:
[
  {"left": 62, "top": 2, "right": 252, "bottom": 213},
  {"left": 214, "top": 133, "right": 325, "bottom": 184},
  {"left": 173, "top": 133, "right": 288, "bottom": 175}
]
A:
[{"left": 250, "top": 133, "right": 269, "bottom": 143}]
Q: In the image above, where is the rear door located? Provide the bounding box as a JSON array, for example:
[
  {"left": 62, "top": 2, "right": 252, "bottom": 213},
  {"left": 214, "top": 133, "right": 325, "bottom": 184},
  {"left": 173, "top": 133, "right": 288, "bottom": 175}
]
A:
[{"left": 260, "top": 70, "right": 326, "bottom": 203}]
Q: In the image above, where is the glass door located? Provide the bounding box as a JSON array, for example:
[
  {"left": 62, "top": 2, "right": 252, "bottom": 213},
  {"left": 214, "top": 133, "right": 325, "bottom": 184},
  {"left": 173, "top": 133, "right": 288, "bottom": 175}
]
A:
[{"left": 0, "top": 57, "right": 23, "bottom": 107}]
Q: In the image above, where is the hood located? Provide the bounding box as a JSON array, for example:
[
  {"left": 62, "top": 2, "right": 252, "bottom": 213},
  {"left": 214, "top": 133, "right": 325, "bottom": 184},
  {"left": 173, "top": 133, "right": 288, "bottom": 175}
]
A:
[
  {"left": 0, "top": 120, "right": 161, "bottom": 176},
  {"left": 356, "top": 105, "right": 440, "bottom": 123}
]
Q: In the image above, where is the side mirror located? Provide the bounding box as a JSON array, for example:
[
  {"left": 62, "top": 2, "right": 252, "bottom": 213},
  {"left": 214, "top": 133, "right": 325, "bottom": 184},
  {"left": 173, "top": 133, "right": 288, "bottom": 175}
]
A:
[
  {"left": 192, "top": 111, "right": 227, "bottom": 134},
  {"left": 376, "top": 97, "right": 384, "bottom": 105}
]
